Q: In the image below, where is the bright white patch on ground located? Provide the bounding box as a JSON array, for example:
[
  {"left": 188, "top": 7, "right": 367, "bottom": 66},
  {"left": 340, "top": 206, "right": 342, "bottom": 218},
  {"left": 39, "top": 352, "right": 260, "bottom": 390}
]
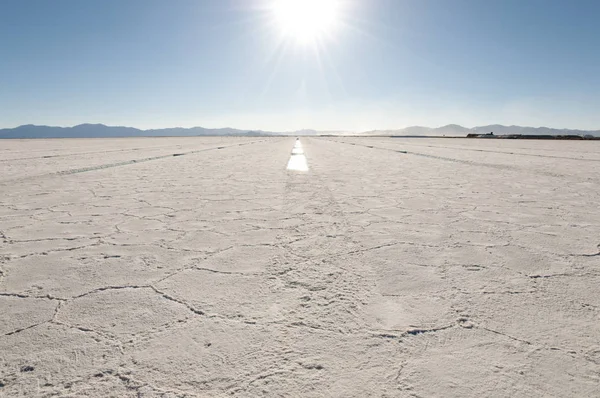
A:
[{"left": 286, "top": 139, "right": 309, "bottom": 171}]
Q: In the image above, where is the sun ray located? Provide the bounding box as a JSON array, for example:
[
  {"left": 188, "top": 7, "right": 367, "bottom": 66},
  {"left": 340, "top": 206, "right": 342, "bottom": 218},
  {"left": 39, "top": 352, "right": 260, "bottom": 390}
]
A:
[
  {"left": 259, "top": 38, "right": 292, "bottom": 99},
  {"left": 314, "top": 35, "right": 348, "bottom": 98}
]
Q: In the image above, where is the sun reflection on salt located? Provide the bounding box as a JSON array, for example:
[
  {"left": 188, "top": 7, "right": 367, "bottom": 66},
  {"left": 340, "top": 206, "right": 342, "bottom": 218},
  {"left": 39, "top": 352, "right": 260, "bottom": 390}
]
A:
[{"left": 287, "top": 139, "right": 309, "bottom": 171}]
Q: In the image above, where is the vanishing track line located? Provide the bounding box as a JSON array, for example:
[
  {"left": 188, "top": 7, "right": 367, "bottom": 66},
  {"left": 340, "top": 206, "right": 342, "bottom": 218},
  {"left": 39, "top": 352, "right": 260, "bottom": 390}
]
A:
[
  {"left": 388, "top": 140, "right": 600, "bottom": 162},
  {"left": 0, "top": 139, "right": 273, "bottom": 185},
  {"left": 0, "top": 143, "right": 193, "bottom": 162},
  {"left": 316, "top": 137, "right": 597, "bottom": 180}
]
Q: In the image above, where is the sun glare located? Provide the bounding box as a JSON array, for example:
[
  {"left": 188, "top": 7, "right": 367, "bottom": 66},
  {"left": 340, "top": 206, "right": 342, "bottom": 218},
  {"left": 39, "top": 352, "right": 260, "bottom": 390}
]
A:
[{"left": 272, "top": 0, "right": 340, "bottom": 44}]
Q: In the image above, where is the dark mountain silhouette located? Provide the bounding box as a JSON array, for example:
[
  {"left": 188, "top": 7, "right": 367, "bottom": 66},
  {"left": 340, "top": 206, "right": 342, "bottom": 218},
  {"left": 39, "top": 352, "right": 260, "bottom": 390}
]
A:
[{"left": 0, "top": 124, "right": 277, "bottom": 138}]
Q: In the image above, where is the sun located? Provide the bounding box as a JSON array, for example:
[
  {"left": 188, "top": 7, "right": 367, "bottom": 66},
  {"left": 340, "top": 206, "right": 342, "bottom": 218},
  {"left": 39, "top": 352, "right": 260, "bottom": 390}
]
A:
[{"left": 271, "top": 0, "right": 340, "bottom": 44}]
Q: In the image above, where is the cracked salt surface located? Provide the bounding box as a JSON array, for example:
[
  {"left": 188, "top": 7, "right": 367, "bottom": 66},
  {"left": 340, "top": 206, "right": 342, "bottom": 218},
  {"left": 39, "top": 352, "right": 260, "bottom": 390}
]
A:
[
  {"left": 286, "top": 139, "right": 309, "bottom": 171},
  {"left": 1, "top": 136, "right": 600, "bottom": 397}
]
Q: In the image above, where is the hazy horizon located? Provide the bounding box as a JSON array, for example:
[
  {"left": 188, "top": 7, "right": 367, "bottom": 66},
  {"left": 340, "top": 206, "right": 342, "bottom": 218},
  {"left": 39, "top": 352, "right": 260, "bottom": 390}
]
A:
[{"left": 2, "top": 121, "right": 600, "bottom": 133}]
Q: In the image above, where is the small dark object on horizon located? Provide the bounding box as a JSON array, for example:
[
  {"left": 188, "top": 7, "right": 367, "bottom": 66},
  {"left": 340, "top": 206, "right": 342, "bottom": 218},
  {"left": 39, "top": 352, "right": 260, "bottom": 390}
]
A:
[{"left": 466, "top": 133, "right": 599, "bottom": 140}]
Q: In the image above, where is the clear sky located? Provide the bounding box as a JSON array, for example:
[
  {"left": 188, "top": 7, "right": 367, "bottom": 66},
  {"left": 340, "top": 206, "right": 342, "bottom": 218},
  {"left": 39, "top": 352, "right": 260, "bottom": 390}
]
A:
[{"left": 1, "top": 0, "right": 599, "bottom": 131}]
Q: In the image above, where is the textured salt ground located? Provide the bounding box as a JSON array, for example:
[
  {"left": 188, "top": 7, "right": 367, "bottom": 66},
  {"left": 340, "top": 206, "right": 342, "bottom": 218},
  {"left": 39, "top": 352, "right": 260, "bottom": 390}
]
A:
[
  {"left": 0, "top": 137, "right": 264, "bottom": 182},
  {"left": 1, "top": 137, "right": 599, "bottom": 397}
]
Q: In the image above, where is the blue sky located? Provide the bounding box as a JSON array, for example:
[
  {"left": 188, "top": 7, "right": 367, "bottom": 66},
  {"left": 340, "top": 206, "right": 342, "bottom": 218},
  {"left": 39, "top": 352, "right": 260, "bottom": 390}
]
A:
[{"left": 1, "top": 0, "right": 599, "bottom": 131}]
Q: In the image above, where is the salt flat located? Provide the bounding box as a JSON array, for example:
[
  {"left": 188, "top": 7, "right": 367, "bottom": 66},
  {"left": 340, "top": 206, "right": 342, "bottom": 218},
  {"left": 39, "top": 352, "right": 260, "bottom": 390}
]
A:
[{"left": 1, "top": 137, "right": 599, "bottom": 397}]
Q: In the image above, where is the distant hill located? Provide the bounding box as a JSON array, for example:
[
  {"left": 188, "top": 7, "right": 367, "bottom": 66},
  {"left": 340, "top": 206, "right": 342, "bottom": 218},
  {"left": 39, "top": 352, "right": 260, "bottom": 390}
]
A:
[
  {"left": 470, "top": 125, "right": 600, "bottom": 137},
  {"left": 1, "top": 123, "right": 599, "bottom": 138},
  {"left": 0, "top": 124, "right": 280, "bottom": 139},
  {"left": 362, "top": 124, "right": 600, "bottom": 137},
  {"left": 433, "top": 124, "right": 472, "bottom": 135}
]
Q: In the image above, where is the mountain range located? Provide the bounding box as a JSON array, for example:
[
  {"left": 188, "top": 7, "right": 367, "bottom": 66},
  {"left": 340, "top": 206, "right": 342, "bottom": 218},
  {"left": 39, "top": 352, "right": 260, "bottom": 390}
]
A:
[
  {"left": 0, "top": 123, "right": 598, "bottom": 139},
  {"left": 0, "top": 124, "right": 274, "bottom": 139},
  {"left": 361, "top": 124, "right": 600, "bottom": 137}
]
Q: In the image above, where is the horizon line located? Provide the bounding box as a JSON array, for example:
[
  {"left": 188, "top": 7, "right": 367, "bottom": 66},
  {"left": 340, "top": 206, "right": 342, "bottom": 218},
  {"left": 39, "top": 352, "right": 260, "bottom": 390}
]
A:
[{"left": 2, "top": 123, "right": 599, "bottom": 133}]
